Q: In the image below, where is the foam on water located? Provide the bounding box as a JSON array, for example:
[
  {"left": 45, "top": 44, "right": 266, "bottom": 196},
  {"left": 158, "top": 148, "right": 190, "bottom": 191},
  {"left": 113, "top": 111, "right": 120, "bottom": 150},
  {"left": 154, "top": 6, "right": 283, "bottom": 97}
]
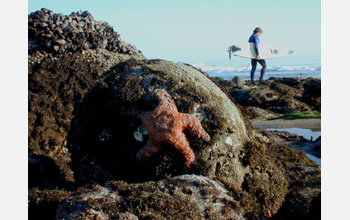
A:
[{"left": 193, "top": 63, "right": 321, "bottom": 80}]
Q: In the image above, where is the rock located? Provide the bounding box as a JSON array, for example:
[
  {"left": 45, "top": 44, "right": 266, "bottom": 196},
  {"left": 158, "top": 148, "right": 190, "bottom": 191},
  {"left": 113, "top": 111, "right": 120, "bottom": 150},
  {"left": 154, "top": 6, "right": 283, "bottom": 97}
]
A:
[
  {"left": 270, "top": 82, "right": 303, "bottom": 98},
  {"left": 102, "top": 39, "right": 108, "bottom": 48},
  {"left": 302, "top": 78, "right": 321, "bottom": 111},
  {"left": 66, "top": 59, "right": 248, "bottom": 185},
  {"left": 214, "top": 79, "right": 235, "bottom": 92},
  {"left": 61, "top": 20, "right": 69, "bottom": 29},
  {"left": 28, "top": 38, "right": 39, "bottom": 51},
  {"left": 31, "top": 56, "right": 320, "bottom": 218},
  {"left": 70, "top": 19, "right": 77, "bottom": 27},
  {"left": 55, "top": 39, "right": 66, "bottom": 46},
  {"left": 240, "top": 106, "right": 282, "bottom": 120},
  {"left": 218, "top": 77, "right": 321, "bottom": 115},
  {"left": 29, "top": 188, "right": 71, "bottom": 220},
  {"left": 44, "top": 41, "right": 51, "bottom": 49},
  {"left": 82, "top": 10, "right": 90, "bottom": 17},
  {"left": 269, "top": 77, "right": 304, "bottom": 90},
  {"left": 41, "top": 8, "right": 49, "bottom": 13},
  {"left": 232, "top": 87, "right": 279, "bottom": 108},
  {"left": 70, "top": 12, "right": 77, "bottom": 18},
  {"left": 116, "top": 212, "right": 139, "bottom": 220},
  {"left": 270, "top": 166, "right": 321, "bottom": 220},
  {"left": 55, "top": 174, "right": 244, "bottom": 220},
  {"left": 270, "top": 97, "right": 312, "bottom": 114},
  {"left": 28, "top": 53, "right": 307, "bottom": 218},
  {"left": 41, "top": 22, "right": 48, "bottom": 27},
  {"left": 28, "top": 9, "right": 143, "bottom": 57},
  {"left": 303, "top": 78, "right": 321, "bottom": 98},
  {"left": 53, "top": 45, "right": 59, "bottom": 52},
  {"left": 232, "top": 76, "right": 245, "bottom": 87}
]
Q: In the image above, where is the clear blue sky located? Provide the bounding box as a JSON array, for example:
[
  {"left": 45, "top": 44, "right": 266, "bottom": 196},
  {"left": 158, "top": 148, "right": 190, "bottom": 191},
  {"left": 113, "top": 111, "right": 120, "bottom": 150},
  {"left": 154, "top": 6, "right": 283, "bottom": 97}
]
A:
[{"left": 29, "top": 0, "right": 320, "bottom": 66}]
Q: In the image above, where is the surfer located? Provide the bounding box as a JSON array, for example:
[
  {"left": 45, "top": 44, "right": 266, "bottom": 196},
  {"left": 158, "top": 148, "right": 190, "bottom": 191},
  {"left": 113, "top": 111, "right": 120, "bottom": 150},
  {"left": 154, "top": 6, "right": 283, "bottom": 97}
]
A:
[{"left": 249, "top": 27, "right": 266, "bottom": 85}]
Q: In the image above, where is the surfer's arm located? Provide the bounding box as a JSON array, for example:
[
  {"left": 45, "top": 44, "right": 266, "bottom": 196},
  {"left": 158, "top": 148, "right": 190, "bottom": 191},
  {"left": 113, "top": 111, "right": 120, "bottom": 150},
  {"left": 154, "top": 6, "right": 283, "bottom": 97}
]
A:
[{"left": 254, "top": 38, "right": 259, "bottom": 55}]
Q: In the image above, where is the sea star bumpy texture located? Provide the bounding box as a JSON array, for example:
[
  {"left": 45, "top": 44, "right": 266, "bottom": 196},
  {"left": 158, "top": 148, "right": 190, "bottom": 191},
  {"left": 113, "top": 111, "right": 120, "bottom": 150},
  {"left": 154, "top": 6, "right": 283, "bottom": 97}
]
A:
[{"left": 136, "top": 89, "right": 210, "bottom": 167}]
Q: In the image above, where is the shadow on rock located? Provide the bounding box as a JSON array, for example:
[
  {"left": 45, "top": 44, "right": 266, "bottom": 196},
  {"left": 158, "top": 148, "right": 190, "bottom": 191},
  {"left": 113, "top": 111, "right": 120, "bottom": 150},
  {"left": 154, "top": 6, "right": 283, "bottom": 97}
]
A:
[
  {"left": 66, "top": 72, "right": 190, "bottom": 185},
  {"left": 29, "top": 188, "right": 71, "bottom": 220},
  {"left": 29, "top": 151, "right": 73, "bottom": 189}
]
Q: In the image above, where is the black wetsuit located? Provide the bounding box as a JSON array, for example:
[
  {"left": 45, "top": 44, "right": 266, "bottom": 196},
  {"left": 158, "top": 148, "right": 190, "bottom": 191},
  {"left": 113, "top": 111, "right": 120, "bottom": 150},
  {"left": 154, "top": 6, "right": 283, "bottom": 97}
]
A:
[{"left": 249, "top": 33, "right": 266, "bottom": 84}]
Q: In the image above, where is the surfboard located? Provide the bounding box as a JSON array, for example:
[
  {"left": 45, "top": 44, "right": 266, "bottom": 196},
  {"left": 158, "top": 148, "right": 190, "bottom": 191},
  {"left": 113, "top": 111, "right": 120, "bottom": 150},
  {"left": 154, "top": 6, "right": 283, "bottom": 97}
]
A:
[{"left": 228, "top": 43, "right": 293, "bottom": 60}]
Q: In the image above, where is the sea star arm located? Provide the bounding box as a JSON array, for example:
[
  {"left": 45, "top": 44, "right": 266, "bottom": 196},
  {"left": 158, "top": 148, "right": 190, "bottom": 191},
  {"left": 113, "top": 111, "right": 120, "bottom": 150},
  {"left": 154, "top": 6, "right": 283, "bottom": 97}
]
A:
[
  {"left": 181, "top": 113, "right": 211, "bottom": 142},
  {"left": 167, "top": 132, "right": 195, "bottom": 167},
  {"left": 136, "top": 139, "right": 163, "bottom": 160},
  {"left": 152, "top": 89, "right": 178, "bottom": 116}
]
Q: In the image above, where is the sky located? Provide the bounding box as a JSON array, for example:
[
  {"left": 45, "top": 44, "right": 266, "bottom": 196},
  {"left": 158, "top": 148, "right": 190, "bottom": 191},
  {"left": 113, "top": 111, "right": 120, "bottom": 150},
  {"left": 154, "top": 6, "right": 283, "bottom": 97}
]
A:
[{"left": 28, "top": 0, "right": 320, "bottom": 67}]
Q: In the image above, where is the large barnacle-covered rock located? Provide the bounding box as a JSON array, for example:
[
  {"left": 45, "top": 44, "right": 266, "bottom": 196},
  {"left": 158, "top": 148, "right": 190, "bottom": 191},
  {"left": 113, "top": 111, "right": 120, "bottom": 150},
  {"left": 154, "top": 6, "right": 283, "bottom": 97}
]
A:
[{"left": 67, "top": 59, "right": 248, "bottom": 184}]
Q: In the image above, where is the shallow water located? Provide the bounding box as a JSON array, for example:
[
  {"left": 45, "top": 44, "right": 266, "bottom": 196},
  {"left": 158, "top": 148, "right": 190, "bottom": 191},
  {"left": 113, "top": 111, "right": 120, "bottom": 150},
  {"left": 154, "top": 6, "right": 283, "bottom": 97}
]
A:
[
  {"left": 306, "top": 153, "right": 321, "bottom": 165},
  {"left": 266, "top": 127, "right": 321, "bottom": 165},
  {"left": 266, "top": 127, "right": 321, "bottom": 140}
]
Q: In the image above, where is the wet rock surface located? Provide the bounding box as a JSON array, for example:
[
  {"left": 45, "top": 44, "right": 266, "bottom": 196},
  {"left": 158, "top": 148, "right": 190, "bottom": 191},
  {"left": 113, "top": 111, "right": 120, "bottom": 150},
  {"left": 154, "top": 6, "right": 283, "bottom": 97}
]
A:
[{"left": 28, "top": 9, "right": 320, "bottom": 220}]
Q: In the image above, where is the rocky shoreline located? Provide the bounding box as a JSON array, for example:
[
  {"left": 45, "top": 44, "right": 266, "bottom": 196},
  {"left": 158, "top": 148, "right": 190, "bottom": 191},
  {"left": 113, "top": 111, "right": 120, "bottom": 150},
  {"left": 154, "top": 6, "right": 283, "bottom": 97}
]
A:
[
  {"left": 212, "top": 76, "right": 321, "bottom": 163},
  {"left": 28, "top": 9, "right": 320, "bottom": 220},
  {"left": 213, "top": 76, "right": 320, "bottom": 118}
]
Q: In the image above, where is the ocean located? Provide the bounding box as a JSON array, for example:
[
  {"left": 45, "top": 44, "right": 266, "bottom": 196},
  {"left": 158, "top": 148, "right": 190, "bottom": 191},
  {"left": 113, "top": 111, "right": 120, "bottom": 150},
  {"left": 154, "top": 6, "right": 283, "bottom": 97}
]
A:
[{"left": 193, "top": 63, "right": 321, "bottom": 80}]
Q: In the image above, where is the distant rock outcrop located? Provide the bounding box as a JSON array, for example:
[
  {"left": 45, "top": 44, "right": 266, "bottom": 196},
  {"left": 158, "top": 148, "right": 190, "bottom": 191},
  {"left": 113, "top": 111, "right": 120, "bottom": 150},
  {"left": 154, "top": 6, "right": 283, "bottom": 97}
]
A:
[{"left": 214, "top": 77, "right": 321, "bottom": 118}]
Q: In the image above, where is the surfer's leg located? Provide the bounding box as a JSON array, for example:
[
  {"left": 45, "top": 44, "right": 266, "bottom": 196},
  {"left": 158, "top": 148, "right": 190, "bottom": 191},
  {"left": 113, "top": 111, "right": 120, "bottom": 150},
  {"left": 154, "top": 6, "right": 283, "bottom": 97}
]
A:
[
  {"left": 258, "top": 59, "right": 266, "bottom": 82},
  {"left": 250, "top": 59, "right": 257, "bottom": 84}
]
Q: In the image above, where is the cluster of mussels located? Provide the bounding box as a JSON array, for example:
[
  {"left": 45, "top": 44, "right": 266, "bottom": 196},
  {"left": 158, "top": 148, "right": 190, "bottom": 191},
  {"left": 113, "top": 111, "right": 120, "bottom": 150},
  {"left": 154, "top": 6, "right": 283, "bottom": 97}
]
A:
[{"left": 28, "top": 8, "right": 140, "bottom": 55}]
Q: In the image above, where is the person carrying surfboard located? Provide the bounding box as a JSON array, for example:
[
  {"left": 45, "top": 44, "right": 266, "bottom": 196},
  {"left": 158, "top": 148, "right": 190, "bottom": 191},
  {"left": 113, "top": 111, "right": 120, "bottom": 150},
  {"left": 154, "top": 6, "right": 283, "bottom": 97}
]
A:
[{"left": 249, "top": 27, "right": 266, "bottom": 85}]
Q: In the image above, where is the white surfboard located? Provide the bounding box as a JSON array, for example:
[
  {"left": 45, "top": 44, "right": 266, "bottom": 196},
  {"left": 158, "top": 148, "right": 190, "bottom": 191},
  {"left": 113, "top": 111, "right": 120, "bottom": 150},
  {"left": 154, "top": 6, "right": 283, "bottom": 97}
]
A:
[{"left": 228, "top": 43, "right": 293, "bottom": 60}]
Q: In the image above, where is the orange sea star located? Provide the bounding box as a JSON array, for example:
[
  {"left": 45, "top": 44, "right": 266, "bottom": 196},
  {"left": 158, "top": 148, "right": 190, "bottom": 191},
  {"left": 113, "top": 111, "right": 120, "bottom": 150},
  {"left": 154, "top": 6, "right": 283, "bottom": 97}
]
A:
[{"left": 136, "top": 89, "right": 210, "bottom": 167}]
